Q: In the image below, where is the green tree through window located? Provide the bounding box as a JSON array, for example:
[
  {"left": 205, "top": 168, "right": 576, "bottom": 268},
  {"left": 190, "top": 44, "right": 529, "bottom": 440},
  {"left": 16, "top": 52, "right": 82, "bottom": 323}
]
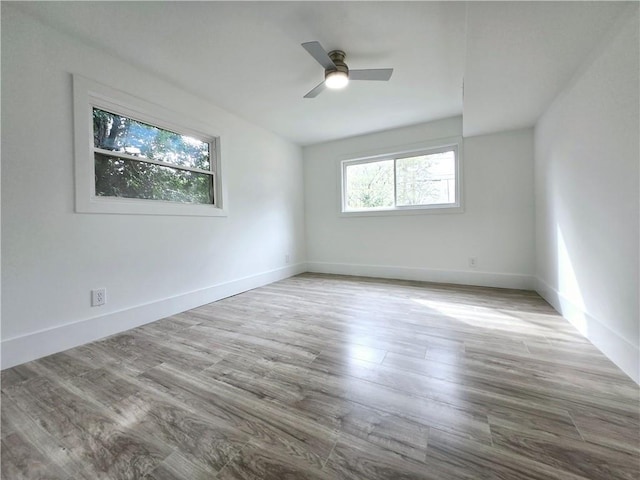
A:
[
  {"left": 344, "top": 149, "right": 457, "bottom": 211},
  {"left": 92, "top": 108, "right": 214, "bottom": 204}
]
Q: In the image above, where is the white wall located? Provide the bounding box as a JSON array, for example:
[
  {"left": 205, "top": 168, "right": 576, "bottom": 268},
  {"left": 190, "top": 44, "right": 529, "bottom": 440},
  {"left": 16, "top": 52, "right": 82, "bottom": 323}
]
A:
[
  {"left": 303, "top": 118, "right": 535, "bottom": 289},
  {"left": 535, "top": 9, "right": 639, "bottom": 383},
  {"left": 1, "top": 5, "right": 306, "bottom": 368}
]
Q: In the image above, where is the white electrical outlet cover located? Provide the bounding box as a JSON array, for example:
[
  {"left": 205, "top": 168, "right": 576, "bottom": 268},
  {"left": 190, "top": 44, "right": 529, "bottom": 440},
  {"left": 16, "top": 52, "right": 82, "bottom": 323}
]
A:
[{"left": 91, "top": 288, "right": 106, "bottom": 306}]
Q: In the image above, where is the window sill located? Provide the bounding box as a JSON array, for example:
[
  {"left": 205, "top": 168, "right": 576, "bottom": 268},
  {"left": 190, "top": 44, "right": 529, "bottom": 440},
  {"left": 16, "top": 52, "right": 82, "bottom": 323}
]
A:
[
  {"left": 77, "top": 197, "right": 228, "bottom": 217},
  {"left": 339, "top": 205, "right": 464, "bottom": 217}
]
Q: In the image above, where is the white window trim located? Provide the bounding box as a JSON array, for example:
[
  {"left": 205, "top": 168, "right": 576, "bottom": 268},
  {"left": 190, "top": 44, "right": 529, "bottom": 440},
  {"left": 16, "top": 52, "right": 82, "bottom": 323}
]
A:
[
  {"left": 338, "top": 137, "right": 464, "bottom": 217},
  {"left": 73, "top": 74, "right": 227, "bottom": 216}
]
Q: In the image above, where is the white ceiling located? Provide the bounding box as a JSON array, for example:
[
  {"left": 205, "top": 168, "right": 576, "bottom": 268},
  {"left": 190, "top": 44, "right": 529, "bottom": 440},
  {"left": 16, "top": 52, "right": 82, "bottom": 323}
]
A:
[
  {"left": 463, "top": 2, "right": 628, "bottom": 137},
  {"left": 12, "top": 1, "right": 628, "bottom": 145}
]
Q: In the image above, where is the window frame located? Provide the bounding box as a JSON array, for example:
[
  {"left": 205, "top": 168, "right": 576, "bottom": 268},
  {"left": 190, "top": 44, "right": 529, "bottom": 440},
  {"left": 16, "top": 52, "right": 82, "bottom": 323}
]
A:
[
  {"left": 339, "top": 138, "right": 464, "bottom": 216},
  {"left": 73, "top": 74, "right": 227, "bottom": 216}
]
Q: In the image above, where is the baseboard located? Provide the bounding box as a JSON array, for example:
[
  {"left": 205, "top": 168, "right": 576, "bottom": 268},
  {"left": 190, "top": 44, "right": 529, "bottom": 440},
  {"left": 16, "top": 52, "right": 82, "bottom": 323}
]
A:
[
  {"left": 1, "top": 263, "right": 306, "bottom": 370},
  {"left": 306, "top": 261, "right": 534, "bottom": 290},
  {"left": 535, "top": 276, "right": 639, "bottom": 385}
]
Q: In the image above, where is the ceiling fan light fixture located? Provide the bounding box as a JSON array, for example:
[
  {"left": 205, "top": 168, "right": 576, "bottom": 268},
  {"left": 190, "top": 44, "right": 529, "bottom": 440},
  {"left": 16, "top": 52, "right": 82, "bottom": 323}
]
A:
[
  {"left": 302, "top": 42, "right": 392, "bottom": 98},
  {"left": 325, "top": 70, "right": 349, "bottom": 89}
]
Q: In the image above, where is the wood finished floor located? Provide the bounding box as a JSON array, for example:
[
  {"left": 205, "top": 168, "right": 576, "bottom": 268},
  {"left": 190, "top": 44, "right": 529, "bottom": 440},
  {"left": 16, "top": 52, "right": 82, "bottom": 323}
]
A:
[{"left": 1, "top": 273, "right": 639, "bottom": 479}]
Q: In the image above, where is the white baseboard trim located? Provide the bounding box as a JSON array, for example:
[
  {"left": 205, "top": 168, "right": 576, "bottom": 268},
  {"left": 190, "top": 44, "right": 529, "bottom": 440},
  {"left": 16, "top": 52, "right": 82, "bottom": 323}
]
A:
[
  {"left": 1, "top": 263, "right": 306, "bottom": 370},
  {"left": 535, "top": 276, "right": 639, "bottom": 385},
  {"left": 306, "top": 261, "right": 534, "bottom": 290}
]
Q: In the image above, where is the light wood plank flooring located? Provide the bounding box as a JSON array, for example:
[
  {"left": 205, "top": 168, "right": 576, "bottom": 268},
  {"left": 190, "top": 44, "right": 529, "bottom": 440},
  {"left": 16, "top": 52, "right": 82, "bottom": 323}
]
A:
[{"left": 2, "top": 273, "right": 638, "bottom": 479}]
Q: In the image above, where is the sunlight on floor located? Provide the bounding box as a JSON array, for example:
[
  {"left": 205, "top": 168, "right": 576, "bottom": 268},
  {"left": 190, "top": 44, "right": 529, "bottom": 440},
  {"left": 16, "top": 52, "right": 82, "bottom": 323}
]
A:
[
  {"left": 347, "top": 344, "right": 386, "bottom": 364},
  {"left": 410, "top": 297, "right": 549, "bottom": 335}
]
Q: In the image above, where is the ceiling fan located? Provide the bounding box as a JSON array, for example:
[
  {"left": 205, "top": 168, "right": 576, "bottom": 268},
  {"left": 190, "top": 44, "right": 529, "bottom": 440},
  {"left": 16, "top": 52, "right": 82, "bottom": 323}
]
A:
[{"left": 301, "top": 41, "right": 394, "bottom": 98}]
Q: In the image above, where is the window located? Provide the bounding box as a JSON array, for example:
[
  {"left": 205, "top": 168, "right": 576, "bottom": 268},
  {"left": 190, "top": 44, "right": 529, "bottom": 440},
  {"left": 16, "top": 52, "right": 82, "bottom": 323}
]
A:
[
  {"left": 73, "top": 75, "right": 225, "bottom": 216},
  {"left": 341, "top": 142, "right": 462, "bottom": 214},
  {"left": 93, "top": 108, "right": 215, "bottom": 205}
]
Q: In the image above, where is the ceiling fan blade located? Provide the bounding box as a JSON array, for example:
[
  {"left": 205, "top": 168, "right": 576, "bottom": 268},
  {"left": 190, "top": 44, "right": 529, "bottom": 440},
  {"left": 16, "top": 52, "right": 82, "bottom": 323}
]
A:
[
  {"left": 349, "top": 69, "right": 394, "bottom": 81},
  {"left": 303, "top": 81, "right": 327, "bottom": 99},
  {"left": 302, "top": 41, "right": 336, "bottom": 70}
]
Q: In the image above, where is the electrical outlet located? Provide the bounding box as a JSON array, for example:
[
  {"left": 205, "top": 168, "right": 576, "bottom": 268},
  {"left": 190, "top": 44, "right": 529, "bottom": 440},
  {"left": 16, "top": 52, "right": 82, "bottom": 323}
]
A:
[
  {"left": 468, "top": 257, "right": 478, "bottom": 268},
  {"left": 91, "top": 288, "right": 106, "bottom": 307},
  {"left": 285, "top": 254, "right": 290, "bottom": 264}
]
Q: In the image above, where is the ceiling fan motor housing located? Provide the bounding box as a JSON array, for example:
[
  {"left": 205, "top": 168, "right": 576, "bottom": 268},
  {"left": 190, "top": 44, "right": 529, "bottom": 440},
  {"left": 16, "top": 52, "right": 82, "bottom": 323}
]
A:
[{"left": 326, "top": 50, "right": 349, "bottom": 77}]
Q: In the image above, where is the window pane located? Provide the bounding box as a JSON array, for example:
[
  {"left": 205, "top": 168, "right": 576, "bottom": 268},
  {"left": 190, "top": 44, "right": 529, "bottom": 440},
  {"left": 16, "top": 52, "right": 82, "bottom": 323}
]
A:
[
  {"left": 93, "top": 108, "right": 210, "bottom": 171},
  {"left": 396, "top": 151, "right": 456, "bottom": 206},
  {"left": 95, "top": 154, "right": 214, "bottom": 204},
  {"left": 345, "top": 160, "right": 394, "bottom": 209}
]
